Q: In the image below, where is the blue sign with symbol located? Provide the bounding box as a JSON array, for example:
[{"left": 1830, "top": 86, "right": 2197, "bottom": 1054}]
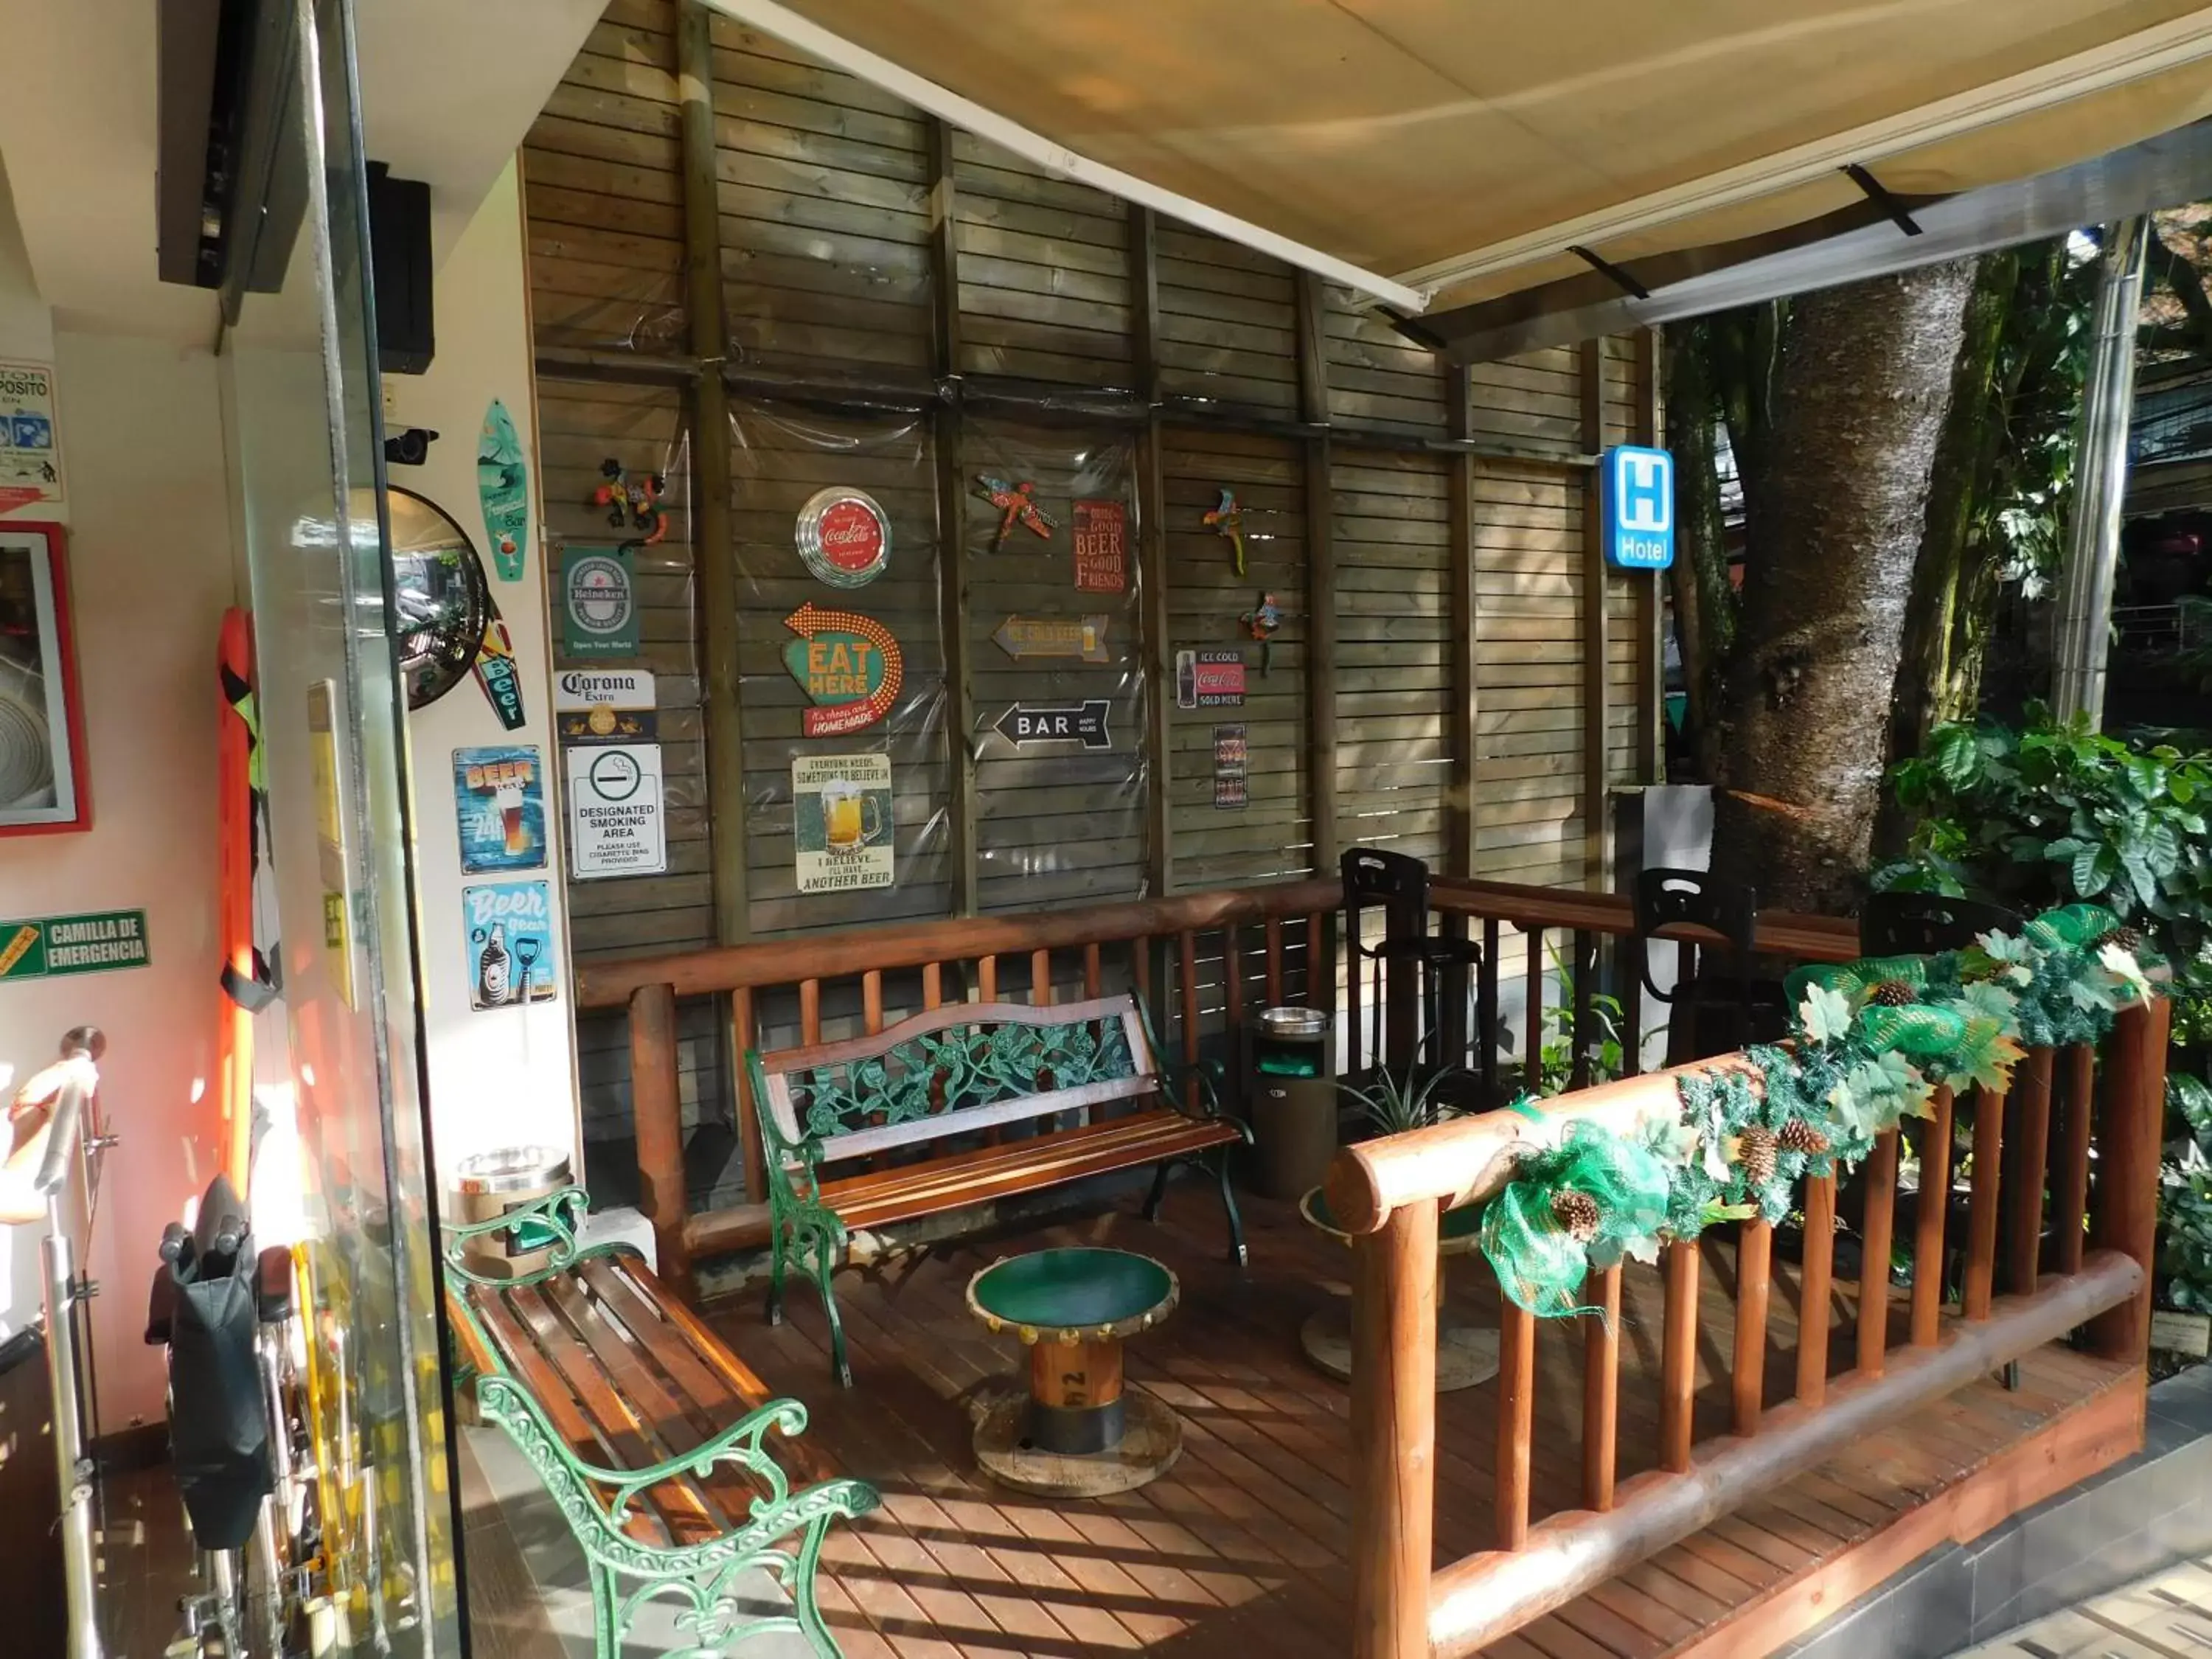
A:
[{"left": 1601, "top": 444, "right": 1674, "bottom": 570}]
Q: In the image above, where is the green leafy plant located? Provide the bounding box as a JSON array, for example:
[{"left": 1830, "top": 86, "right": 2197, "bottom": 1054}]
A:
[
  {"left": 1537, "top": 944, "right": 1628, "bottom": 1095},
  {"left": 1882, "top": 710, "right": 2212, "bottom": 1315},
  {"left": 1338, "top": 1065, "right": 1464, "bottom": 1138}
]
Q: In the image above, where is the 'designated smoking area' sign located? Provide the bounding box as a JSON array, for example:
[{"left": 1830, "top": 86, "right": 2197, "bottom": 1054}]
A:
[{"left": 0, "top": 909, "right": 152, "bottom": 982}]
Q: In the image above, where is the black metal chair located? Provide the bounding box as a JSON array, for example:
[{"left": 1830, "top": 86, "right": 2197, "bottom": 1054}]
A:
[
  {"left": 1340, "top": 847, "right": 1483, "bottom": 1084},
  {"left": 1632, "top": 866, "right": 1788, "bottom": 1063},
  {"left": 1860, "top": 891, "right": 2022, "bottom": 956}
]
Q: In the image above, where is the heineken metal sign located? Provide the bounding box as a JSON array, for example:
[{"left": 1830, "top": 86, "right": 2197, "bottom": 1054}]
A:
[
  {"left": 560, "top": 545, "right": 639, "bottom": 657},
  {"left": 0, "top": 909, "right": 152, "bottom": 982}
]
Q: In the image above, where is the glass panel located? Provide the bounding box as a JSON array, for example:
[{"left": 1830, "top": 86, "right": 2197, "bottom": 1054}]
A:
[{"left": 220, "top": 0, "right": 458, "bottom": 1649}]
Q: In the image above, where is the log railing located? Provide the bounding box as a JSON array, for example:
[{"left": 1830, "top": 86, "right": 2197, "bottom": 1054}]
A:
[
  {"left": 579, "top": 870, "right": 1866, "bottom": 1288},
  {"left": 1326, "top": 998, "right": 2171, "bottom": 1659}
]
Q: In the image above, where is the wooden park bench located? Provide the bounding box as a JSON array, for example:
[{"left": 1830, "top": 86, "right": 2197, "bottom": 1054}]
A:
[
  {"left": 442, "top": 1186, "right": 877, "bottom": 1658},
  {"left": 750, "top": 993, "right": 1250, "bottom": 1385}
]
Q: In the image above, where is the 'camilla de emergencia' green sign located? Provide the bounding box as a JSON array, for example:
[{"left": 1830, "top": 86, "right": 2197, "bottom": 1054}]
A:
[{"left": 0, "top": 909, "right": 151, "bottom": 982}]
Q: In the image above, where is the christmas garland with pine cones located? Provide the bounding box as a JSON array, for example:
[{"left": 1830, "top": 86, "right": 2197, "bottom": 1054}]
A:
[{"left": 1481, "top": 902, "right": 2162, "bottom": 1317}]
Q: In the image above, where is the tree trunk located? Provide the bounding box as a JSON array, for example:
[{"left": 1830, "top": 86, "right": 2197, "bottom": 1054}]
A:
[
  {"left": 1664, "top": 321, "right": 1736, "bottom": 773},
  {"left": 1875, "top": 253, "right": 2009, "bottom": 857},
  {"left": 1710, "top": 262, "right": 1980, "bottom": 914}
]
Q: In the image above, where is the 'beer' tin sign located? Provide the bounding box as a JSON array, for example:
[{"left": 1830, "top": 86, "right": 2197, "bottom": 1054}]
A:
[{"left": 796, "top": 487, "right": 890, "bottom": 588}]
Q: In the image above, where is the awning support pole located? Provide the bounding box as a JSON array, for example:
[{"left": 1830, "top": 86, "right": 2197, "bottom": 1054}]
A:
[{"left": 2053, "top": 218, "right": 2149, "bottom": 729}]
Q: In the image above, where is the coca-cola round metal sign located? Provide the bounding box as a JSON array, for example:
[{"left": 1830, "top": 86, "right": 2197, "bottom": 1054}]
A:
[{"left": 796, "top": 487, "right": 890, "bottom": 588}]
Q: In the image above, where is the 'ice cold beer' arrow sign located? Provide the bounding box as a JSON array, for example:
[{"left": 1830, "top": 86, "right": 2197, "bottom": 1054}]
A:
[{"left": 995, "top": 700, "right": 1112, "bottom": 750}]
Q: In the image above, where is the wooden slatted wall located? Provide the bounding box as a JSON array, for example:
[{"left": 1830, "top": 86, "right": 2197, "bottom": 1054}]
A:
[
  {"left": 1333, "top": 448, "right": 1451, "bottom": 866},
  {"left": 954, "top": 134, "right": 1135, "bottom": 388},
  {"left": 729, "top": 403, "right": 953, "bottom": 936},
  {"left": 1162, "top": 429, "right": 1313, "bottom": 891},
  {"left": 709, "top": 15, "right": 933, "bottom": 378},
  {"left": 524, "top": 0, "right": 1669, "bottom": 1169}
]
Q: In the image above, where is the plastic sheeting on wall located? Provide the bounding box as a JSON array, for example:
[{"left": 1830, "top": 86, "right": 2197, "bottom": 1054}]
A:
[
  {"left": 961, "top": 420, "right": 1147, "bottom": 912},
  {"left": 730, "top": 399, "right": 951, "bottom": 937}
]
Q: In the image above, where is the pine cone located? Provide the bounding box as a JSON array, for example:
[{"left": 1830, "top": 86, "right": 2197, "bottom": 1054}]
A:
[
  {"left": 1868, "top": 979, "right": 1918, "bottom": 1008},
  {"left": 1736, "top": 1125, "right": 1779, "bottom": 1185},
  {"left": 2096, "top": 925, "right": 2146, "bottom": 954},
  {"left": 1778, "top": 1118, "right": 1830, "bottom": 1156},
  {"left": 1551, "top": 1189, "right": 1601, "bottom": 1242}
]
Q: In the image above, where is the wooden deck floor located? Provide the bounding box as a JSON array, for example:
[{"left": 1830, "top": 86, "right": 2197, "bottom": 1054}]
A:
[{"left": 706, "top": 1182, "right": 2145, "bottom": 1659}]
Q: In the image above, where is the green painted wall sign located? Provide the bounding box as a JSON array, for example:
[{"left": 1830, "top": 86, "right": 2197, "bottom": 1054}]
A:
[{"left": 0, "top": 908, "right": 151, "bottom": 982}]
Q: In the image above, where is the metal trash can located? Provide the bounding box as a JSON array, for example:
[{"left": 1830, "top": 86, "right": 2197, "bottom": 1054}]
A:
[
  {"left": 1249, "top": 1006, "right": 1335, "bottom": 1201},
  {"left": 451, "top": 1147, "right": 573, "bottom": 1280}
]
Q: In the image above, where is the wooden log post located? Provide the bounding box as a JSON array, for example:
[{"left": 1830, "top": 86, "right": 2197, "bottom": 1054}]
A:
[
  {"left": 2089, "top": 998, "right": 2173, "bottom": 1360},
  {"left": 1582, "top": 1264, "right": 1621, "bottom": 1512},
  {"left": 1497, "top": 1301, "right": 1537, "bottom": 1550},
  {"left": 1796, "top": 1174, "right": 1837, "bottom": 1405},
  {"left": 1660, "top": 1239, "right": 1699, "bottom": 1472},
  {"left": 2003, "top": 1046, "right": 2055, "bottom": 1295},
  {"left": 1351, "top": 1200, "right": 1439, "bottom": 1659},
  {"left": 1964, "top": 1086, "right": 2006, "bottom": 1320},
  {"left": 2056, "top": 1044, "right": 2096, "bottom": 1276},
  {"left": 1857, "top": 1130, "right": 1899, "bottom": 1374},
  {"left": 1911, "top": 1087, "right": 1955, "bottom": 1346},
  {"left": 1733, "top": 1220, "right": 1773, "bottom": 1434},
  {"left": 630, "top": 982, "right": 689, "bottom": 1287}
]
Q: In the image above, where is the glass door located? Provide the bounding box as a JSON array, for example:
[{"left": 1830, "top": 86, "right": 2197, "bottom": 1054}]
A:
[{"left": 218, "top": 0, "right": 459, "bottom": 1650}]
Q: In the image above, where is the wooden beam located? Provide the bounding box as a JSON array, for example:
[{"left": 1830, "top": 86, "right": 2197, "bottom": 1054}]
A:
[
  {"left": 1307, "top": 434, "right": 1340, "bottom": 875},
  {"left": 1130, "top": 204, "right": 1162, "bottom": 406},
  {"left": 1350, "top": 1200, "right": 1439, "bottom": 1659},
  {"left": 1660, "top": 1239, "right": 1699, "bottom": 1472},
  {"left": 677, "top": 0, "right": 746, "bottom": 943},
  {"left": 1497, "top": 1301, "right": 1537, "bottom": 1549},
  {"left": 1579, "top": 337, "right": 1611, "bottom": 887},
  {"left": 1295, "top": 270, "right": 1331, "bottom": 428},
  {"left": 1635, "top": 326, "right": 1665, "bottom": 784},
  {"left": 1139, "top": 415, "right": 1173, "bottom": 895},
  {"left": 926, "top": 118, "right": 961, "bottom": 375},
  {"left": 926, "top": 117, "right": 978, "bottom": 917},
  {"left": 630, "top": 982, "right": 689, "bottom": 1288},
  {"left": 1424, "top": 1253, "right": 2144, "bottom": 1659},
  {"left": 1447, "top": 363, "right": 1478, "bottom": 879}
]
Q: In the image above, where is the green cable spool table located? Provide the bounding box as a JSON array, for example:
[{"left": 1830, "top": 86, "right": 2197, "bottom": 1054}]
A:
[
  {"left": 1298, "top": 1187, "right": 1501, "bottom": 1391},
  {"left": 965, "top": 1247, "right": 1183, "bottom": 1497}
]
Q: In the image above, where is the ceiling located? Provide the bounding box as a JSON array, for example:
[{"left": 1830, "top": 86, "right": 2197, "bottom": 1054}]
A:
[
  {"left": 714, "top": 0, "right": 2212, "bottom": 319},
  {"left": 0, "top": 0, "right": 602, "bottom": 346}
]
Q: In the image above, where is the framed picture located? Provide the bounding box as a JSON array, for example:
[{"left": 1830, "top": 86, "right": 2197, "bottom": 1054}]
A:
[{"left": 0, "top": 521, "right": 89, "bottom": 835}]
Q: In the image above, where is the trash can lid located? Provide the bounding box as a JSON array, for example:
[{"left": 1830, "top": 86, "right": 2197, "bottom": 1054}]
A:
[{"left": 453, "top": 1145, "right": 572, "bottom": 1195}]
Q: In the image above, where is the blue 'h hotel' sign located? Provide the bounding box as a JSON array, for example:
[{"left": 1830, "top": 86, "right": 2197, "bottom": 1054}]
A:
[{"left": 1601, "top": 444, "right": 1674, "bottom": 570}]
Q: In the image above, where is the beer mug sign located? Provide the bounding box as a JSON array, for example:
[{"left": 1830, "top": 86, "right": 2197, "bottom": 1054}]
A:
[
  {"left": 819, "top": 776, "right": 883, "bottom": 855},
  {"left": 794, "top": 753, "right": 894, "bottom": 894}
]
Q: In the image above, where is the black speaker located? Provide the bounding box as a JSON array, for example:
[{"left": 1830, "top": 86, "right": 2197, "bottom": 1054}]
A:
[{"left": 366, "top": 162, "right": 434, "bottom": 375}]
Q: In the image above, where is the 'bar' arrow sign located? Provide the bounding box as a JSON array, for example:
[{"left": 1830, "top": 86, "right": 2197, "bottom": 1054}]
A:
[{"left": 995, "top": 700, "right": 1113, "bottom": 750}]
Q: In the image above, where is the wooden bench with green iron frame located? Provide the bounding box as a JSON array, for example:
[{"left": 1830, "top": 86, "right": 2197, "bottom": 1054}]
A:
[
  {"left": 751, "top": 994, "right": 1250, "bottom": 1386},
  {"left": 442, "top": 1185, "right": 878, "bottom": 1657}
]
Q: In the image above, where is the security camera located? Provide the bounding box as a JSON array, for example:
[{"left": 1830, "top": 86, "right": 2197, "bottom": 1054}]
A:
[{"left": 384, "top": 427, "right": 439, "bottom": 466}]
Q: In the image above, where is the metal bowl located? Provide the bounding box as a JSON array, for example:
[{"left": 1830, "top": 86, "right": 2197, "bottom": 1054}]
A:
[{"left": 1258, "top": 1004, "right": 1327, "bottom": 1040}]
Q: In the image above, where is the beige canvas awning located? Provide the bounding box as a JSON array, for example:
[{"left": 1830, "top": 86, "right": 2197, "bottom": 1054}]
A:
[{"left": 709, "top": 0, "right": 2212, "bottom": 319}]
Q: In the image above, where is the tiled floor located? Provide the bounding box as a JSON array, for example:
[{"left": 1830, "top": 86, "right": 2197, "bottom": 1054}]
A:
[{"left": 1958, "top": 1558, "right": 2212, "bottom": 1658}]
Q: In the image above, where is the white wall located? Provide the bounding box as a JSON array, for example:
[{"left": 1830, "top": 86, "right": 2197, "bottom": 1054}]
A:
[
  {"left": 0, "top": 333, "right": 237, "bottom": 1429},
  {"left": 399, "top": 160, "right": 581, "bottom": 1183}
]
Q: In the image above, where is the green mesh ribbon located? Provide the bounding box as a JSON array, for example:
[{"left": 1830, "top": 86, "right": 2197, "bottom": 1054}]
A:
[
  {"left": 1854, "top": 1002, "right": 1969, "bottom": 1058},
  {"left": 1784, "top": 953, "right": 1930, "bottom": 1013},
  {"left": 1482, "top": 1119, "right": 1671, "bottom": 1318},
  {"left": 2024, "top": 903, "right": 2121, "bottom": 953}
]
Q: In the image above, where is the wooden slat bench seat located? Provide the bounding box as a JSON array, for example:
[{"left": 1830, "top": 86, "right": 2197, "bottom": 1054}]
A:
[
  {"left": 443, "top": 1186, "right": 877, "bottom": 1657},
  {"left": 749, "top": 993, "right": 1249, "bottom": 1385}
]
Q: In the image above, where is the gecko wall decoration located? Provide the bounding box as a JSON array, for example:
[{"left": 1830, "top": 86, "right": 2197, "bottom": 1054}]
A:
[
  {"left": 975, "top": 475, "right": 1056, "bottom": 551},
  {"left": 1204, "top": 487, "right": 1248, "bottom": 577}
]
